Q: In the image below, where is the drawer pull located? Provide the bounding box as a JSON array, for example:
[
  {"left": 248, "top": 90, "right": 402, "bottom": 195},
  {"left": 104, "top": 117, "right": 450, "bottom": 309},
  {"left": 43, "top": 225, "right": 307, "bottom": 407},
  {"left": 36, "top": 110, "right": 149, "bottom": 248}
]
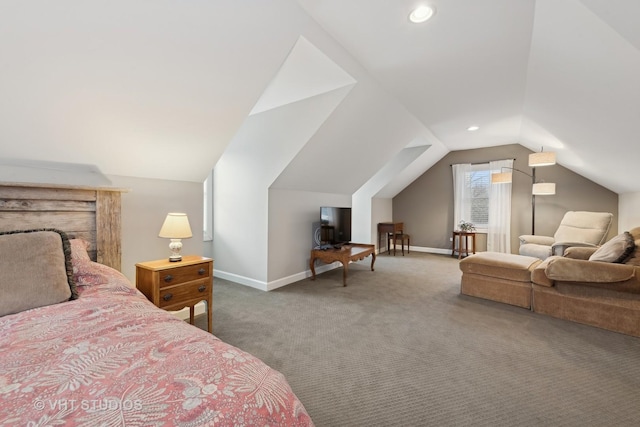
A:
[
  {"left": 198, "top": 268, "right": 206, "bottom": 275},
  {"left": 198, "top": 285, "right": 206, "bottom": 292},
  {"left": 164, "top": 275, "right": 173, "bottom": 283},
  {"left": 162, "top": 293, "right": 173, "bottom": 302}
]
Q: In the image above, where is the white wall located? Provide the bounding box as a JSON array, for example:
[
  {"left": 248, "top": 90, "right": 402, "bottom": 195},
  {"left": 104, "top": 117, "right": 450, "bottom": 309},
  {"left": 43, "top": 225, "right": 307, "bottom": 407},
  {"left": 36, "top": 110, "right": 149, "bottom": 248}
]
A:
[
  {"left": 372, "top": 198, "right": 393, "bottom": 251},
  {"left": 0, "top": 159, "right": 113, "bottom": 187},
  {"left": 208, "top": 6, "right": 445, "bottom": 291},
  {"left": 211, "top": 86, "right": 349, "bottom": 288},
  {"left": 267, "top": 189, "right": 350, "bottom": 287},
  {"left": 351, "top": 191, "right": 373, "bottom": 245},
  {"left": 619, "top": 192, "right": 640, "bottom": 232},
  {"left": 352, "top": 146, "right": 430, "bottom": 246},
  {"left": 107, "top": 175, "right": 203, "bottom": 283},
  {"left": 212, "top": 156, "right": 269, "bottom": 288}
]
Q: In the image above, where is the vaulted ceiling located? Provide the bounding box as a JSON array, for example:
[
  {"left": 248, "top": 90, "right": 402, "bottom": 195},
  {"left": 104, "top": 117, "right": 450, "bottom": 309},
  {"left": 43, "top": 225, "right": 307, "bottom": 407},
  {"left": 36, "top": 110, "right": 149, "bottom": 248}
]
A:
[{"left": 1, "top": 1, "right": 639, "bottom": 195}]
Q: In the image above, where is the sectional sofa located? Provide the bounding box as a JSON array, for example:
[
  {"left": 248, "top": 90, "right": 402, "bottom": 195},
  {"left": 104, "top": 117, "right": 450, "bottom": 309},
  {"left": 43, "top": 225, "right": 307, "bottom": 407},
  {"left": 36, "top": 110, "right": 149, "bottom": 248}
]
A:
[{"left": 460, "top": 227, "right": 640, "bottom": 337}]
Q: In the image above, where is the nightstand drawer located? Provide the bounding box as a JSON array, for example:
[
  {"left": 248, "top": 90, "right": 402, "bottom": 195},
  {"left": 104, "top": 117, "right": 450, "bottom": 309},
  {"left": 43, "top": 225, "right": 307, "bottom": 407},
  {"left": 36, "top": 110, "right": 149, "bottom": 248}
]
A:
[
  {"left": 159, "top": 263, "right": 211, "bottom": 288},
  {"left": 159, "top": 279, "right": 211, "bottom": 309}
]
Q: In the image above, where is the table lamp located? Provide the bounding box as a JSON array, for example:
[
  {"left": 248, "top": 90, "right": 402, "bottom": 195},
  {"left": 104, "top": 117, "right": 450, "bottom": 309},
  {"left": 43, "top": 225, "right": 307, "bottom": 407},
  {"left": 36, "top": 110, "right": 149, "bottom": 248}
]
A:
[{"left": 158, "top": 213, "right": 192, "bottom": 262}]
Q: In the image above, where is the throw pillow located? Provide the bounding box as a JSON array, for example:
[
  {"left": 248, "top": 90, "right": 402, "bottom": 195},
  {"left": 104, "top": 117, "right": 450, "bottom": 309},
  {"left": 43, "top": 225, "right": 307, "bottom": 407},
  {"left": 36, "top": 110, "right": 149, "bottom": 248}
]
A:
[
  {"left": 0, "top": 229, "right": 77, "bottom": 317},
  {"left": 624, "top": 227, "right": 640, "bottom": 266},
  {"left": 589, "top": 231, "right": 635, "bottom": 263}
]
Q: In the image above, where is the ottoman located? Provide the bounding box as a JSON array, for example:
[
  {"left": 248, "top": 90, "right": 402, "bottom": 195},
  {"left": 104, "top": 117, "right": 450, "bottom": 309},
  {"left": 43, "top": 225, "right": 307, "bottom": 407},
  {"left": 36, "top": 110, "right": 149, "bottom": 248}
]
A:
[{"left": 459, "top": 252, "right": 542, "bottom": 309}]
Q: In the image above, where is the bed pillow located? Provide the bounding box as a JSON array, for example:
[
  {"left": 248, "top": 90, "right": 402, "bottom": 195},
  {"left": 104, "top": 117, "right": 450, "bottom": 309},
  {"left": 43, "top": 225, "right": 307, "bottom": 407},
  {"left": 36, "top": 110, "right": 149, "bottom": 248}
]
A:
[
  {"left": 0, "top": 229, "right": 77, "bottom": 317},
  {"left": 73, "top": 258, "right": 129, "bottom": 287},
  {"left": 69, "top": 238, "right": 91, "bottom": 261},
  {"left": 589, "top": 231, "right": 635, "bottom": 263}
]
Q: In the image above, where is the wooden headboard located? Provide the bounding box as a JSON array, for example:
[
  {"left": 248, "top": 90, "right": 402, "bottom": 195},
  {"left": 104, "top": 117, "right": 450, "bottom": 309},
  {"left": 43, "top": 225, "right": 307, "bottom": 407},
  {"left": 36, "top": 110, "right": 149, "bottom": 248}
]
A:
[{"left": 0, "top": 183, "right": 126, "bottom": 271}]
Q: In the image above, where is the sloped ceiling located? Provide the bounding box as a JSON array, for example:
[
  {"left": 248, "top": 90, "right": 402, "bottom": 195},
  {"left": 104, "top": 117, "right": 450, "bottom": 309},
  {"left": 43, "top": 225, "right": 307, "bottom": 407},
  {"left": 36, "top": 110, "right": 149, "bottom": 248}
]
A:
[
  {"left": 1, "top": 1, "right": 639, "bottom": 194},
  {"left": 520, "top": 0, "right": 640, "bottom": 193},
  {"left": 296, "top": 0, "right": 640, "bottom": 194},
  {"left": 0, "top": 1, "right": 310, "bottom": 182},
  {"left": 249, "top": 37, "right": 356, "bottom": 116}
]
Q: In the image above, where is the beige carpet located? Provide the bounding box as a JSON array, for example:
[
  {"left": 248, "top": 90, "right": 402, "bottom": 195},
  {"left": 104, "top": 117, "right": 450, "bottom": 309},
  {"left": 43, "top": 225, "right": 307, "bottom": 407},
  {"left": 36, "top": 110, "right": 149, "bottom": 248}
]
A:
[{"left": 196, "top": 252, "right": 640, "bottom": 427}]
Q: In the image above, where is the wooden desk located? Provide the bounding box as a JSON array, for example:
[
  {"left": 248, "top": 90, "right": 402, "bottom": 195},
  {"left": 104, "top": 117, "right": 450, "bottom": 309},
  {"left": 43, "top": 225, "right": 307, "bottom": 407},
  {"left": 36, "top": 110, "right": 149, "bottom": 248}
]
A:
[
  {"left": 377, "top": 222, "right": 403, "bottom": 255},
  {"left": 310, "top": 243, "right": 376, "bottom": 286},
  {"left": 451, "top": 231, "right": 476, "bottom": 259}
]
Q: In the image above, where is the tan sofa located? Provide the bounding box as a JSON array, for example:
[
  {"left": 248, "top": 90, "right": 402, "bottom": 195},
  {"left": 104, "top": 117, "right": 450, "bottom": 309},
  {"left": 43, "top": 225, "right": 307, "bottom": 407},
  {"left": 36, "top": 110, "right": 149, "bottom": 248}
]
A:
[
  {"left": 531, "top": 227, "right": 640, "bottom": 337},
  {"left": 460, "top": 227, "right": 640, "bottom": 337}
]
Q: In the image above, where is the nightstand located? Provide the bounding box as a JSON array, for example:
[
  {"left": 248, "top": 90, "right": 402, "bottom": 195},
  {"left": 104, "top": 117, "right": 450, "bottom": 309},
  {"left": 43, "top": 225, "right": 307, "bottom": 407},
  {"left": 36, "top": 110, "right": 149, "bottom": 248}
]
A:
[{"left": 135, "top": 255, "right": 213, "bottom": 333}]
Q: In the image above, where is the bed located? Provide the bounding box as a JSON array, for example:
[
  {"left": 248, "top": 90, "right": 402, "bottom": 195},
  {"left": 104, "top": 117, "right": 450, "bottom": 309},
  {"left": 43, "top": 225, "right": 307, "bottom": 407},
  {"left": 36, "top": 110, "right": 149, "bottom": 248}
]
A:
[{"left": 0, "top": 183, "right": 313, "bottom": 426}]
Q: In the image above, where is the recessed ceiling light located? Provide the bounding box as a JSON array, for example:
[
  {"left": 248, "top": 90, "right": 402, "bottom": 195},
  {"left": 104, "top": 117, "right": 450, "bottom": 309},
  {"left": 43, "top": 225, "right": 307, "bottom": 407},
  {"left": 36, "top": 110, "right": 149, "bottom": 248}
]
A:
[
  {"left": 409, "top": 6, "right": 435, "bottom": 23},
  {"left": 467, "top": 125, "right": 480, "bottom": 131}
]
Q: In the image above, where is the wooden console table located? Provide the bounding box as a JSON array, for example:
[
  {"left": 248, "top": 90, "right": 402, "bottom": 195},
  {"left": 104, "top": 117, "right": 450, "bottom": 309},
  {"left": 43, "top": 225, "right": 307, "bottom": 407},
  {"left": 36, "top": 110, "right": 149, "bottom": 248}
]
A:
[
  {"left": 377, "top": 222, "right": 403, "bottom": 255},
  {"left": 310, "top": 243, "right": 376, "bottom": 286}
]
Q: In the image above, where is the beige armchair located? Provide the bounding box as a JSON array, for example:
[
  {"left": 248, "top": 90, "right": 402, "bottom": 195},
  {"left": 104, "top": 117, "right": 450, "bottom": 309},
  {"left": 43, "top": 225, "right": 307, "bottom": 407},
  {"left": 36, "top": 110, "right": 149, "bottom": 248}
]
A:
[{"left": 519, "top": 211, "right": 613, "bottom": 260}]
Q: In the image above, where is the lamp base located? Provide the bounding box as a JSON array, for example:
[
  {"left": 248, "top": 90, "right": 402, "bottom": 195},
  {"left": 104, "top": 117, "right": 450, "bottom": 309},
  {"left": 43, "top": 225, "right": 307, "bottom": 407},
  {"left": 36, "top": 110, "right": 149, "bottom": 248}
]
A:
[{"left": 168, "top": 239, "right": 183, "bottom": 262}]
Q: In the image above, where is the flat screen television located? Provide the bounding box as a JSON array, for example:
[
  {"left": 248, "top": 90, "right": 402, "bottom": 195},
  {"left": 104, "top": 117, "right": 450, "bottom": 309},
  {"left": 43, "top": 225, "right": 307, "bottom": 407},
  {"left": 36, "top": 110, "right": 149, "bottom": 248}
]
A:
[{"left": 319, "top": 206, "right": 352, "bottom": 246}]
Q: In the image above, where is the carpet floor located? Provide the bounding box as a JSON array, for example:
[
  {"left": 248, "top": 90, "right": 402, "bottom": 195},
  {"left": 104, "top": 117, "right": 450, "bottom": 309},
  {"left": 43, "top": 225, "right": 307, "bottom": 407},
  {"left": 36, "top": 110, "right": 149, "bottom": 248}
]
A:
[{"left": 196, "top": 252, "right": 640, "bottom": 427}]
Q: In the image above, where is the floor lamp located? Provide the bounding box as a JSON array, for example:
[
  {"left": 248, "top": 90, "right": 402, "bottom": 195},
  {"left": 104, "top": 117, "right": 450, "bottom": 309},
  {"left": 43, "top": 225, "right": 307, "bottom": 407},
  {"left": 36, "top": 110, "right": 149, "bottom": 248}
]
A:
[{"left": 491, "top": 151, "right": 556, "bottom": 235}]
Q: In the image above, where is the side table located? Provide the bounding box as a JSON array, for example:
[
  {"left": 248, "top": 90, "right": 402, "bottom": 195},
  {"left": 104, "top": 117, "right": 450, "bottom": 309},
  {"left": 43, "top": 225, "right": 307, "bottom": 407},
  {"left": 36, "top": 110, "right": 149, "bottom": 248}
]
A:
[
  {"left": 452, "top": 231, "right": 476, "bottom": 259},
  {"left": 136, "top": 255, "right": 213, "bottom": 332}
]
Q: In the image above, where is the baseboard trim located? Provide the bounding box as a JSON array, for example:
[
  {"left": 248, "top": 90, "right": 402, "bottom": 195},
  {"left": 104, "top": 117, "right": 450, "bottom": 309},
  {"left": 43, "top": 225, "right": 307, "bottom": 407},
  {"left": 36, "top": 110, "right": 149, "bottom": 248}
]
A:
[
  {"left": 410, "top": 246, "right": 452, "bottom": 255},
  {"left": 377, "top": 245, "right": 451, "bottom": 256},
  {"left": 214, "top": 248, "right": 452, "bottom": 292},
  {"left": 214, "top": 270, "right": 268, "bottom": 291},
  {"left": 215, "top": 262, "right": 342, "bottom": 292},
  {"left": 266, "top": 262, "right": 340, "bottom": 291}
]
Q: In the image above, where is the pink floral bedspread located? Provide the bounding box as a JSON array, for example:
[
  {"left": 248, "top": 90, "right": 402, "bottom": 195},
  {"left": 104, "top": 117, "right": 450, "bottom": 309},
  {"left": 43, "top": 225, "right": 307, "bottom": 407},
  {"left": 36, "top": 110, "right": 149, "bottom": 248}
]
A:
[{"left": 0, "top": 260, "right": 313, "bottom": 426}]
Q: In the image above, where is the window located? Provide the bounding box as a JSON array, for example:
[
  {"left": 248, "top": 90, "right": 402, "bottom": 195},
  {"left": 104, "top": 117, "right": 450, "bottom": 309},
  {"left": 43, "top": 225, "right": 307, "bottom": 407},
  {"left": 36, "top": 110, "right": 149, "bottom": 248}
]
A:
[
  {"left": 453, "top": 159, "right": 513, "bottom": 253},
  {"left": 466, "top": 164, "right": 490, "bottom": 231},
  {"left": 453, "top": 163, "right": 494, "bottom": 233}
]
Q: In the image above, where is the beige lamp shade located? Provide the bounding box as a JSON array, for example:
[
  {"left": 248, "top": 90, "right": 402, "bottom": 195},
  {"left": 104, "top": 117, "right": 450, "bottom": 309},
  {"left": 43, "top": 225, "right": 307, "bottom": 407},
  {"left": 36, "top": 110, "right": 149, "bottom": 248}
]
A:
[
  {"left": 159, "top": 213, "right": 193, "bottom": 239},
  {"left": 532, "top": 182, "right": 556, "bottom": 195},
  {"left": 491, "top": 172, "right": 513, "bottom": 184},
  {"left": 529, "top": 151, "right": 556, "bottom": 167}
]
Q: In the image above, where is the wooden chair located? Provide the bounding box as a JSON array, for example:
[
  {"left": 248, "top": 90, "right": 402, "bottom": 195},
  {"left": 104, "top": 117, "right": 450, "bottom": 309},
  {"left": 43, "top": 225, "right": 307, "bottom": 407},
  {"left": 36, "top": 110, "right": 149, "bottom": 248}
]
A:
[{"left": 391, "top": 233, "right": 410, "bottom": 256}]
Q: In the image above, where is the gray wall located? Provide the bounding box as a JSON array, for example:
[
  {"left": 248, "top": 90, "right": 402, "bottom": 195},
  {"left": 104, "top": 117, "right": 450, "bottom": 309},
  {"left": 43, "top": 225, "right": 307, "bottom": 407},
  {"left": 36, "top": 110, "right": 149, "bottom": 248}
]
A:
[
  {"left": 393, "top": 144, "right": 618, "bottom": 253},
  {"left": 108, "top": 175, "right": 204, "bottom": 283}
]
